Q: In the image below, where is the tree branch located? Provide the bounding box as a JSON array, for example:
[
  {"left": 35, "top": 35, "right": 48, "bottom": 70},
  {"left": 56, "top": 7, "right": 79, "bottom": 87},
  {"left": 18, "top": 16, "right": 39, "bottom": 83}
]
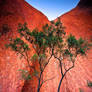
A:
[
  {"left": 43, "top": 53, "right": 53, "bottom": 72},
  {"left": 40, "top": 75, "right": 56, "bottom": 88},
  {"left": 63, "top": 59, "right": 76, "bottom": 77},
  {"left": 53, "top": 55, "right": 63, "bottom": 76},
  {"left": 25, "top": 51, "right": 35, "bottom": 71}
]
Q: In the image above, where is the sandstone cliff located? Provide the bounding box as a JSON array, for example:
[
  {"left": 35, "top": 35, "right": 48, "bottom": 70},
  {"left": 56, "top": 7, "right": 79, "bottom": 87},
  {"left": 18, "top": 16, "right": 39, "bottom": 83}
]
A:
[
  {"left": 0, "top": 0, "right": 49, "bottom": 92},
  {"left": 41, "top": 0, "right": 92, "bottom": 92},
  {"left": 0, "top": 0, "right": 92, "bottom": 92},
  {"left": 58, "top": 0, "right": 92, "bottom": 92}
]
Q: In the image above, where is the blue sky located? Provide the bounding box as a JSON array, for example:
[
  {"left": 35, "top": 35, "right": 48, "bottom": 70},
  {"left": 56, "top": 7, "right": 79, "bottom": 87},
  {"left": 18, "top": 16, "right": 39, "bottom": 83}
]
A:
[{"left": 25, "top": 0, "right": 79, "bottom": 20}]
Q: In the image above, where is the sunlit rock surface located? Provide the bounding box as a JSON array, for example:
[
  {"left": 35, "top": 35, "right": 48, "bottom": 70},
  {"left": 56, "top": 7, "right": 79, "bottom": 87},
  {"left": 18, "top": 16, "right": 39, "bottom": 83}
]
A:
[
  {"left": 0, "top": 0, "right": 49, "bottom": 92},
  {"left": 42, "top": 0, "right": 92, "bottom": 92},
  {"left": 58, "top": 0, "right": 92, "bottom": 92},
  {"left": 0, "top": 0, "right": 92, "bottom": 92}
]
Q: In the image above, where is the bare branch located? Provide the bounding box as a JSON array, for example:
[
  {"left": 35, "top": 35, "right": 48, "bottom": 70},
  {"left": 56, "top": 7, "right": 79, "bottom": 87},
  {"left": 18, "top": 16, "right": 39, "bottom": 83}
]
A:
[
  {"left": 63, "top": 61, "right": 75, "bottom": 77},
  {"left": 40, "top": 75, "right": 56, "bottom": 88},
  {"left": 25, "top": 51, "right": 35, "bottom": 71},
  {"left": 63, "top": 63, "right": 67, "bottom": 71},
  {"left": 53, "top": 55, "right": 63, "bottom": 76},
  {"left": 43, "top": 53, "right": 53, "bottom": 72}
]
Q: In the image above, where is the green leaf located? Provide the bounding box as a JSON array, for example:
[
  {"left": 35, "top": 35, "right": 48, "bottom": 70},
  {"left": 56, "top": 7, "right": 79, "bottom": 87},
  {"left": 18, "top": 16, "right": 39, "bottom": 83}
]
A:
[
  {"left": 5, "top": 44, "right": 10, "bottom": 48},
  {"left": 14, "top": 38, "right": 24, "bottom": 44},
  {"left": 31, "top": 54, "right": 38, "bottom": 62},
  {"left": 25, "top": 74, "right": 32, "bottom": 80},
  {"left": 70, "top": 53, "right": 73, "bottom": 57},
  {"left": 87, "top": 80, "right": 92, "bottom": 88},
  {"left": 18, "top": 69, "right": 32, "bottom": 80},
  {"left": 32, "top": 70, "right": 39, "bottom": 77},
  {"left": 67, "top": 34, "right": 78, "bottom": 47},
  {"left": 59, "top": 37, "right": 63, "bottom": 43},
  {"left": 64, "top": 49, "right": 73, "bottom": 57},
  {"left": 64, "top": 49, "right": 70, "bottom": 55},
  {"left": 23, "top": 43, "right": 29, "bottom": 50},
  {"left": 79, "top": 88, "right": 84, "bottom": 92},
  {"left": 78, "top": 48, "right": 85, "bottom": 54},
  {"left": 39, "top": 54, "right": 46, "bottom": 59},
  {"left": 55, "top": 19, "right": 61, "bottom": 26},
  {"left": 78, "top": 38, "right": 84, "bottom": 45}
]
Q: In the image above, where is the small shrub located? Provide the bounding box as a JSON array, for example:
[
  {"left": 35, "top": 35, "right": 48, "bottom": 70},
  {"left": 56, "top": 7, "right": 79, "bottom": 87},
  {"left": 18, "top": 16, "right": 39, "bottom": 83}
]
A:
[
  {"left": 18, "top": 69, "right": 32, "bottom": 80},
  {"left": 79, "top": 88, "right": 84, "bottom": 92},
  {"left": 87, "top": 80, "right": 92, "bottom": 88}
]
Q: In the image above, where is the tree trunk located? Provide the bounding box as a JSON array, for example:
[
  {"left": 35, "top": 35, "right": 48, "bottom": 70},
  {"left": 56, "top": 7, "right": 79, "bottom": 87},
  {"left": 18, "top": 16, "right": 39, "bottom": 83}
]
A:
[
  {"left": 37, "top": 78, "right": 41, "bottom": 92},
  {"left": 37, "top": 87, "right": 40, "bottom": 92},
  {"left": 57, "top": 76, "right": 64, "bottom": 92}
]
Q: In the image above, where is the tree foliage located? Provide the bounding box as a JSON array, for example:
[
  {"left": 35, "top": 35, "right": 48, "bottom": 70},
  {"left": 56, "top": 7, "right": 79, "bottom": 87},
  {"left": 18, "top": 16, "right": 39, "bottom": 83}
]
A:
[{"left": 6, "top": 18, "right": 91, "bottom": 92}]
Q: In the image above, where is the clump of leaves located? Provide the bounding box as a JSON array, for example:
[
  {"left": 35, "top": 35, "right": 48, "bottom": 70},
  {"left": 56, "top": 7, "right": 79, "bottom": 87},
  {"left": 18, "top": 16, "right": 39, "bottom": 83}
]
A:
[
  {"left": 7, "top": 37, "right": 30, "bottom": 53},
  {"left": 67, "top": 34, "right": 78, "bottom": 47},
  {"left": 18, "top": 69, "right": 32, "bottom": 80},
  {"left": 64, "top": 49, "right": 73, "bottom": 57},
  {"left": 39, "top": 54, "right": 46, "bottom": 59},
  {"left": 55, "top": 18, "right": 61, "bottom": 26},
  {"left": 67, "top": 34, "right": 89, "bottom": 55},
  {"left": 5, "top": 18, "right": 92, "bottom": 92},
  {"left": 32, "top": 70, "right": 39, "bottom": 77},
  {"left": 87, "top": 80, "right": 92, "bottom": 88},
  {"left": 31, "top": 54, "right": 38, "bottom": 62},
  {"left": 79, "top": 88, "right": 84, "bottom": 92}
]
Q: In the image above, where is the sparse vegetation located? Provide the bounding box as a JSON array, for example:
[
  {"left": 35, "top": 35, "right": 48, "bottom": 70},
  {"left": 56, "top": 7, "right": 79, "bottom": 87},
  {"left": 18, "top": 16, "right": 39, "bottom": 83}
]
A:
[
  {"left": 6, "top": 19, "right": 91, "bottom": 92},
  {"left": 87, "top": 80, "right": 92, "bottom": 88},
  {"left": 79, "top": 88, "right": 84, "bottom": 92}
]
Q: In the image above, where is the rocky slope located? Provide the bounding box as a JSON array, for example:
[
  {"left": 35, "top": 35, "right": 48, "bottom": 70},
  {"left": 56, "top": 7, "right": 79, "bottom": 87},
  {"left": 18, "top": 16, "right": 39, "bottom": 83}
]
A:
[{"left": 0, "top": 0, "right": 49, "bottom": 92}]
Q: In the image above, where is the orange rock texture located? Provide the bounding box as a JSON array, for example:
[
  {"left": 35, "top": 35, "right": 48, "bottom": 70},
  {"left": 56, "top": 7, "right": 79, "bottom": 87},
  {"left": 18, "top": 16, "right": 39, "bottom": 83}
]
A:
[
  {"left": 0, "top": 0, "right": 92, "bottom": 92},
  {"left": 57, "top": 0, "right": 92, "bottom": 92},
  {"left": 0, "top": 0, "right": 49, "bottom": 92},
  {"left": 40, "top": 0, "right": 92, "bottom": 92}
]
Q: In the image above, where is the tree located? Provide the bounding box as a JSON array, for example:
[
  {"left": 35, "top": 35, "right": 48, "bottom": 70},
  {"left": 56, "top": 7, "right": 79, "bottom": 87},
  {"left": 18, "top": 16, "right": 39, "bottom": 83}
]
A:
[
  {"left": 6, "top": 19, "right": 91, "bottom": 92},
  {"left": 48, "top": 19, "right": 91, "bottom": 92},
  {"left": 6, "top": 23, "right": 55, "bottom": 92},
  {"left": 42, "top": 18, "right": 91, "bottom": 92}
]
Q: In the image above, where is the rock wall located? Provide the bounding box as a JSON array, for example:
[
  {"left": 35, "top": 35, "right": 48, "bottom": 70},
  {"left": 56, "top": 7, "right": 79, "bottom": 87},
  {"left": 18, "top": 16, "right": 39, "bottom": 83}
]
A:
[
  {"left": 0, "top": 0, "right": 92, "bottom": 92},
  {"left": 0, "top": 0, "right": 49, "bottom": 92},
  {"left": 58, "top": 0, "right": 92, "bottom": 92},
  {"left": 78, "top": 0, "right": 92, "bottom": 8},
  {"left": 41, "top": 0, "right": 92, "bottom": 92}
]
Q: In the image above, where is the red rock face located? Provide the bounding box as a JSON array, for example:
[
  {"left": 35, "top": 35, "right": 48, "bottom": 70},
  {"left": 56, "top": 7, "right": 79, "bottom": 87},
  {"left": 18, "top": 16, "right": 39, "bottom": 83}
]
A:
[
  {"left": 0, "top": 0, "right": 49, "bottom": 92},
  {"left": 42, "top": 0, "right": 92, "bottom": 92},
  {"left": 58, "top": 0, "right": 92, "bottom": 92},
  {"left": 0, "top": 0, "right": 92, "bottom": 92},
  {"left": 78, "top": 0, "right": 92, "bottom": 8}
]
